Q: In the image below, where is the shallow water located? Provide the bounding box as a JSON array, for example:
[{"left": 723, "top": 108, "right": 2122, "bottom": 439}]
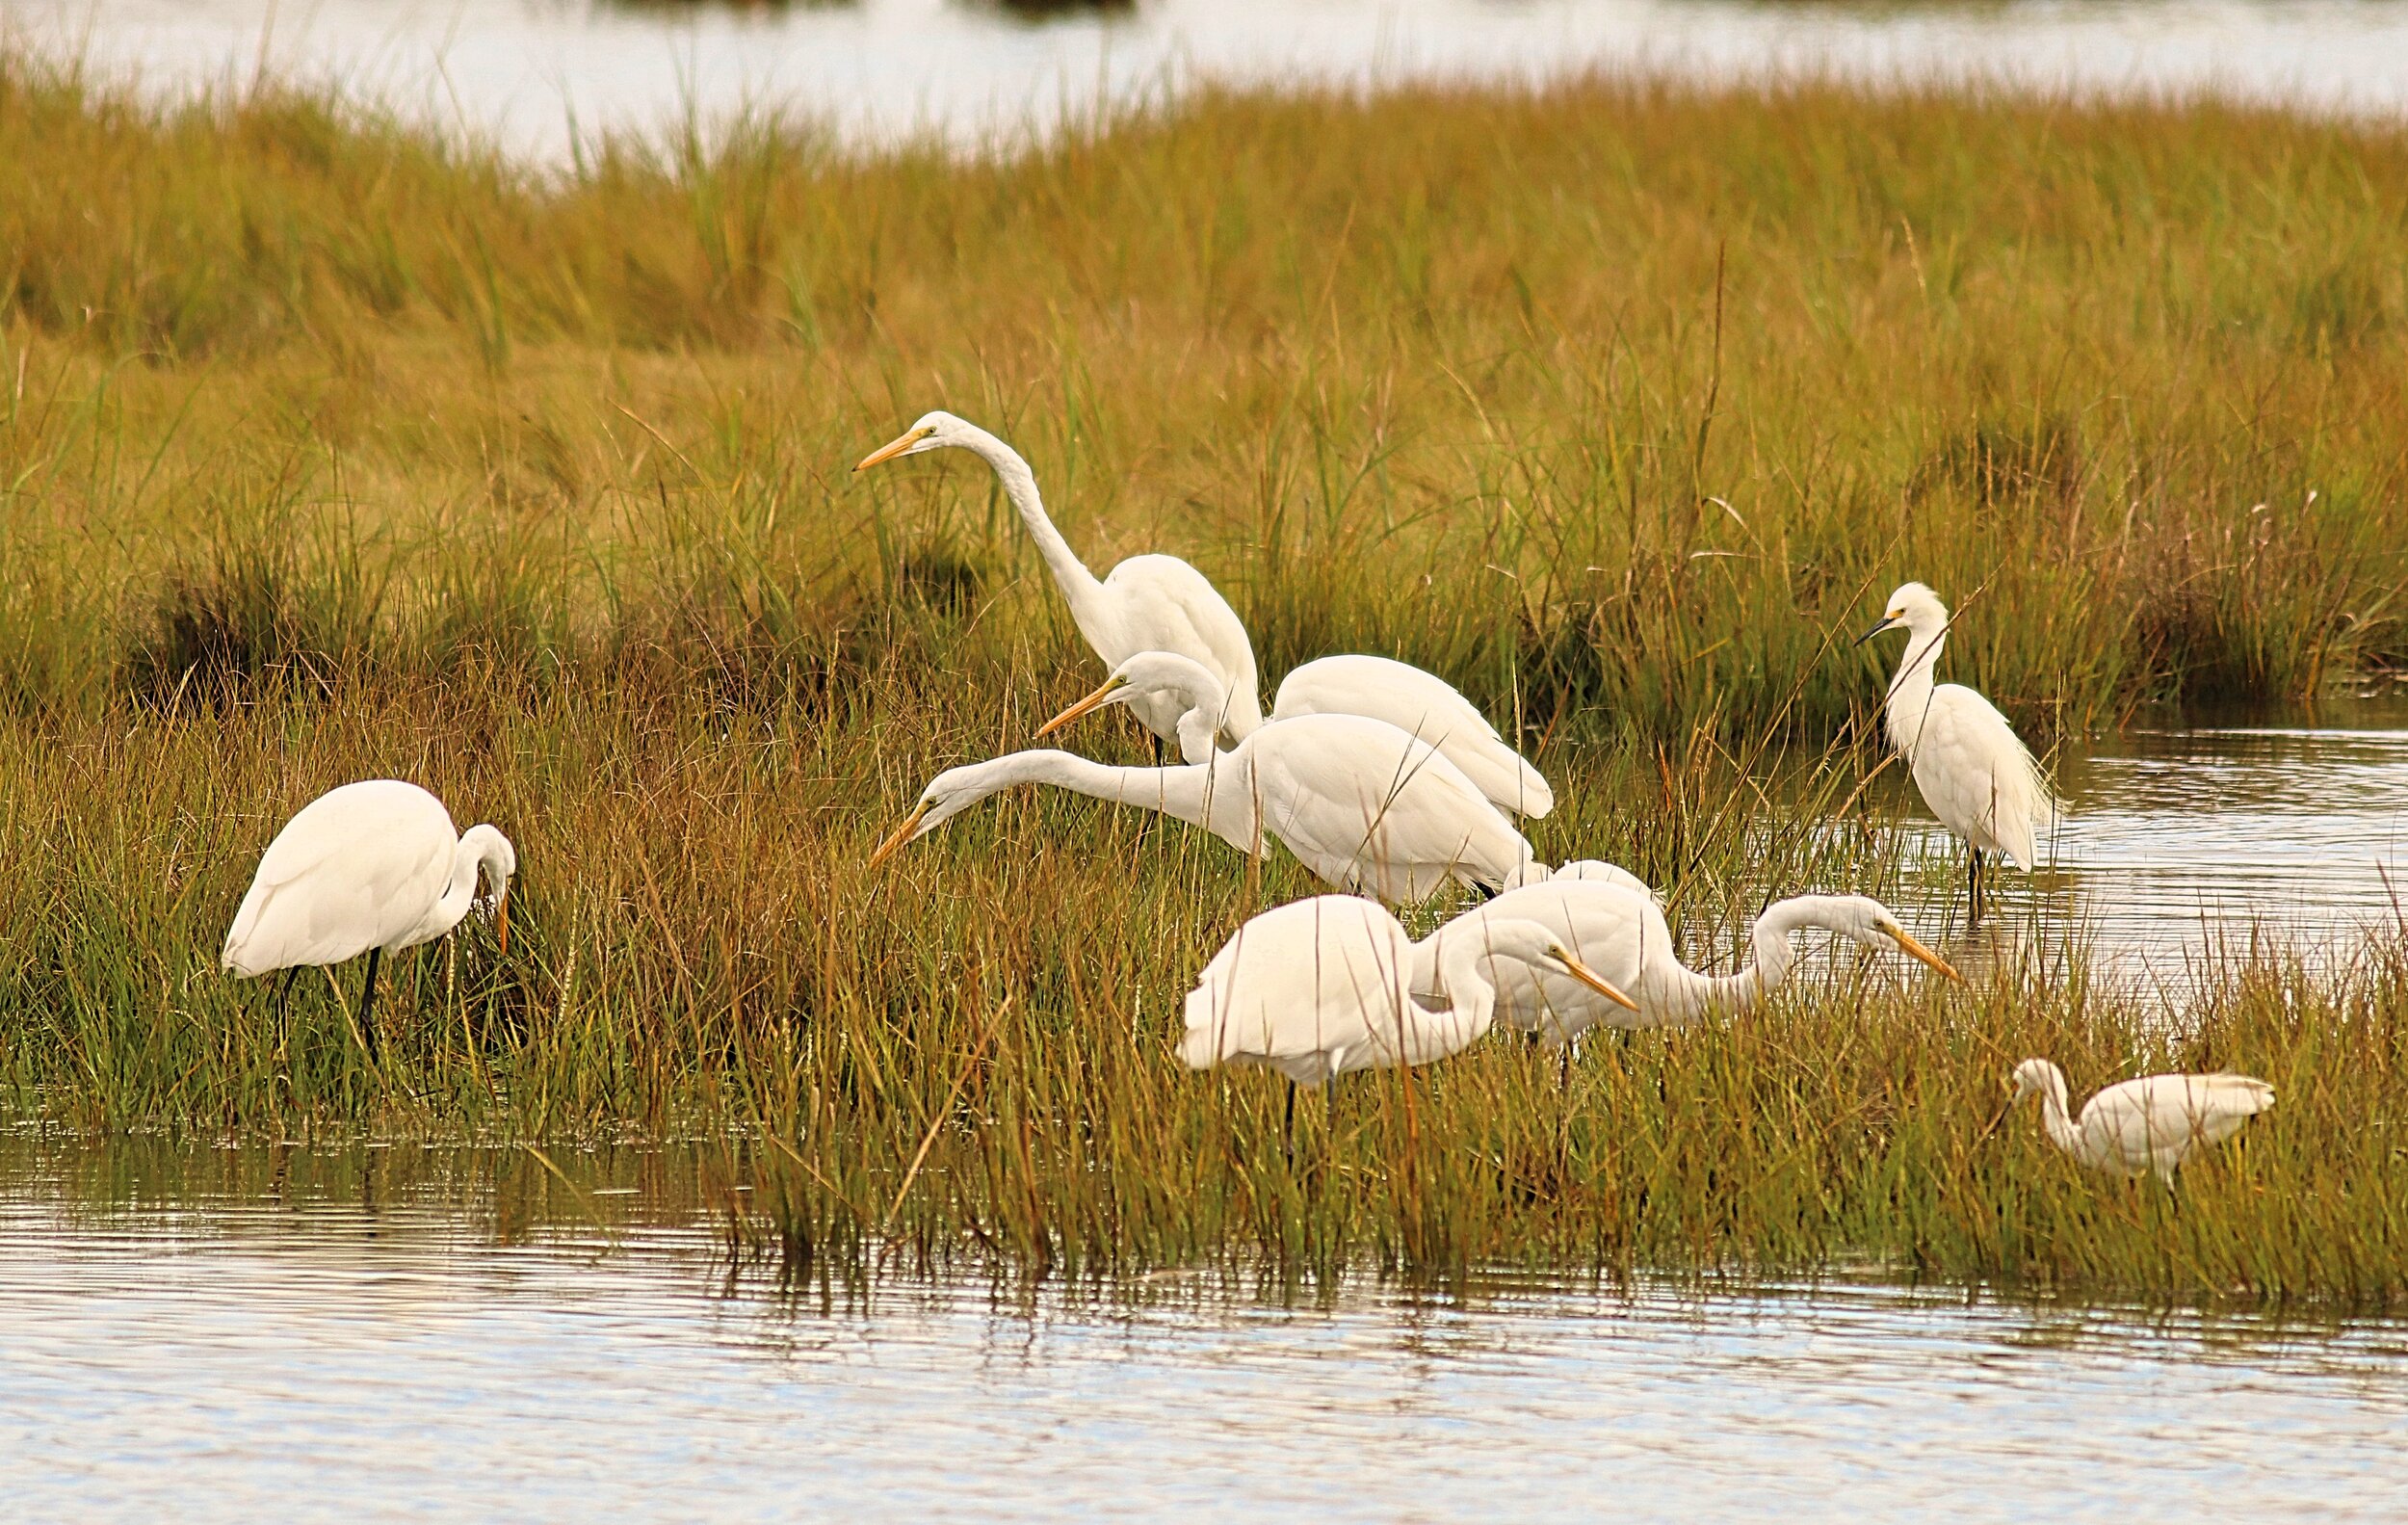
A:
[
  {"left": 1829, "top": 695, "right": 2407, "bottom": 985},
  {"left": 8, "top": 0, "right": 2408, "bottom": 161},
  {"left": 4, "top": 1133, "right": 2405, "bottom": 1521}
]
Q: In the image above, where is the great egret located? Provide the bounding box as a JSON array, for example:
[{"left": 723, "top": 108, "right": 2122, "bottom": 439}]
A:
[
  {"left": 2004, "top": 1059, "right": 2275, "bottom": 1184},
  {"left": 1422, "top": 883, "right": 1959, "bottom": 1039},
  {"left": 867, "top": 713, "right": 1545, "bottom": 906},
  {"left": 222, "top": 780, "right": 516, "bottom": 1054},
  {"left": 1178, "top": 894, "right": 1637, "bottom": 1090},
  {"left": 1856, "top": 582, "right": 2058, "bottom": 919},
  {"left": 855, "top": 411, "right": 1261, "bottom": 748},
  {"left": 1039, "top": 650, "right": 1553, "bottom": 819}
]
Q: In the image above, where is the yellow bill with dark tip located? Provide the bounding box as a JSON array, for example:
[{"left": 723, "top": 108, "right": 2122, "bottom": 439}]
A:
[
  {"left": 867, "top": 802, "right": 932, "bottom": 870},
  {"left": 1035, "top": 672, "right": 1128, "bottom": 739},
  {"left": 854, "top": 425, "right": 932, "bottom": 473},
  {"left": 1889, "top": 926, "right": 1962, "bottom": 982},
  {"left": 1559, "top": 953, "right": 1641, "bottom": 1012},
  {"left": 496, "top": 891, "right": 510, "bottom": 957}
]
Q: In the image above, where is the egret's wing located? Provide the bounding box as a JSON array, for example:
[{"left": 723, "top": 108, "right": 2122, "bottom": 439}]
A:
[
  {"left": 222, "top": 782, "right": 456, "bottom": 975},
  {"left": 1251, "top": 718, "right": 1532, "bottom": 903},
  {"left": 1909, "top": 685, "right": 2056, "bottom": 864},
  {"left": 1274, "top": 655, "right": 1554, "bottom": 817},
  {"left": 1179, "top": 897, "right": 1410, "bottom": 1080},
  {"left": 1102, "top": 556, "right": 1262, "bottom": 715}
]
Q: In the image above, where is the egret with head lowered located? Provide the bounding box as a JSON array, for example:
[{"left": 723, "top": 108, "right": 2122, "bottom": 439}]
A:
[
  {"left": 1423, "top": 880, "right": 1959, "bottom": 1041},
  {"left": 855, "top": 411, "right": 1261, "bottom": 749},
  {"left": 1857, "top": 582, "right": 2058, "bottom": 919},
  {"left": 869, "top": 703, "right": 1544, "bottom": 907},
  {"left": 1041, "top": 649, "right": 1552, "bottom": 820},
  {"left": 1180, "top": 894, "right": 1638, "bottom": 1137},
  {"left": 222, "top": 779, "right": 516, "bottom": 1054},
  {"left": 2002, "top": 1060, "right": 2274, "bottom": 1185}
]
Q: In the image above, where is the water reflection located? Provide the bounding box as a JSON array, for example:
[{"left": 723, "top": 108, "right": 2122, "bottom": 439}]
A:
[{"left": 3, "top": 1130, "right": 2406, "bottom": 1519}]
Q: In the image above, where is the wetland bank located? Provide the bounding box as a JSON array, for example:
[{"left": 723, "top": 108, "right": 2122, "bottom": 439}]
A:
[{"left": 2, "top": 45, "right": 2406, "bottom": 1311}]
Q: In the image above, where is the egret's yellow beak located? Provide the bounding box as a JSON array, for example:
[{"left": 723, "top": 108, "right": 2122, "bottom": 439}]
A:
[
  {"left": 854, "top": 425, "right": 933, "bottom": 473},
  {"left": 867, "top": 802, "right": 933, "bottom": 870},
  {"left": 1887, "top": 926, "right": 1962, "bottom": 982},
  {"left": 1036, "top": 672, "right": 1129, "bottom": 739},
  {"left": 1559, "top": 953, "right": 1641, "bottom": 1013},
  {"left": 496, "top": 890, "right": 510, "bottom": 957}
]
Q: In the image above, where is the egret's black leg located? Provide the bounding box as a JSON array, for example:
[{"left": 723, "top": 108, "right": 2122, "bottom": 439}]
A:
[
  {"left": 1283, "top": 1082, "right": 1297, "bottom": 1165},
  {"left": 355, "top": 947, "right": 383, "bottom": 1058},
  {"left": 1967, "top": 848, "right": 1985, "bottom": 924},
  {"left": 271, "top": 966, "right": 300, "bottom": 1026}
]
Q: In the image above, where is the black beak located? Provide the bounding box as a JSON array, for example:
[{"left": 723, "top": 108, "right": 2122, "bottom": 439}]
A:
[{"left": 1853, "top": 617, "right": 1896, "bottom": 647}]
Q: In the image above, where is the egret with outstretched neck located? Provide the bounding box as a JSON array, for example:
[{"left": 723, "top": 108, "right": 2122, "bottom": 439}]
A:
[
  {"left": 855, "top": 411, "right": 1261, "bottom": 748},
  {"left": 2002, "top": 1059, "right": 2274, "bottom": 1184},
  {"left": 867, "top": 710, "right": 1545, "bottom": 907},
  {"left": 1423, "top": 882, "right": 1960, "bottom": 1040},
  {"left": 222, "top": 779, "right": 516, "bottom": 1055},
  {"left": 1040, "top": 650, "right": 1552, "bottom": 819},
  {"left": 1856, "top": 582, "right": 2058, "bottom": 920}
]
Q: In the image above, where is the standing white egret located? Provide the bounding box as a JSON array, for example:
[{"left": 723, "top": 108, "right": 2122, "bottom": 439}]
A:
[
  {"left": 222, "top": 780, "right": 517, "bottom": 1054},
  {"left": 855, "top": 411, "right": 1262, "bottom": 748},
  {"left": 1179, "top": 894, "right": 1637, "bottom": 1103},
  {"left": 1423, "top": 883, "right": 1959, "bottom": 1040},
  {"left": 1856, "top": 582, "right": 2058, "bottom": 919},
  {"left": 1038, "top": 650, "right": 1553, "bottom": 819},
  {"left": 2003, "top": 1060, "right": 2275, "bottom": 1185},
  {"left": 866, "top": 712, "right": 1544, "bottom": 907}
]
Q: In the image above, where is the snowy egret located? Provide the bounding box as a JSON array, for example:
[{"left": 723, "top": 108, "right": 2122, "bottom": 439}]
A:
[
  {"left": 1424, "top": 884, "right": 1959, "bottom": 1040},
  {"left": 2004, "top": 1059, "right": 2275, "bottom": 1184},
  {"left": 1856, "top": 582, "right": 2058, "bottom": 919},
  {"left": 868, "top": 712, "right": 1544, "bottom": 906},
  {"left": 1178, "top": 894, "right": 1637, "bottom": 1091},
  {"left": 1040, "top": 650, "right": 1552, "bottom": 819},
  {"left": 222, "top": 780, "right": 516, "bottom": 1055},
  {"left": 855, "top": 411, "right": 1261, "bottom": 747}
]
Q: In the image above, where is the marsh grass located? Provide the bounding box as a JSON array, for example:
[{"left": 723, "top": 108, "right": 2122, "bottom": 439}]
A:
[{"left": 2, "top": 53, "right": 2406, "bottom": 1300}]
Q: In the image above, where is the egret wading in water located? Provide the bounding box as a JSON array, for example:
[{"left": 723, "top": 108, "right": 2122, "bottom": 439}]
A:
[
  {"left": 855, "top": 411, "right": 1261, "bottom": 750},
  {"left": 1179, "top": 893, "right": 1638, "bottom": 1142},
  {"left": 1040, "top": 650, "right": 1553, "bottom": 820},
  {"left": 222, "top": 780, "right": 517, "bottom": 1055},
  {"left": 1425, "top": 881, "right": 1959, "bottom": 1041},
  {"left": 868, "top": 709, "right": 1545, "bottom": 907},
  {"left": 1856, "top": 582, "right": 2058, "bottom": 921},
  {"left": 2001, "top": 1059, "right": 2274, "bottom": 1185}
]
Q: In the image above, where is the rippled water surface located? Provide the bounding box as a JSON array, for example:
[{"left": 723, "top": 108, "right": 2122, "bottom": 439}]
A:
[
  {"left": 4, "top": 1135, "right": 2406, "bottom": 1522},
  {"left": 8, "top": 0, "right": 2408, "bottom": 160}
]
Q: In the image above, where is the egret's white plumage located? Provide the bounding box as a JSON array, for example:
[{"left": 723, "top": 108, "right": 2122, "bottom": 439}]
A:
[
  {"left": 1039, "top": 650, "right": 1551, "bottom": 819},
  {"left": 856, "top": 411, "right": 1262, "bottom": 746},
  {"left": 1178, "top": 894, "right": 1636, "bottom": 1086},
  {"left": 1422, "top": 884, "right": 1959, "bottom": 1040},
  {"left": 869, "top": 711, "right": 1543, "bottom": 906},
  {"left": 1859, "top": 582, "right": 2058, "bottom": 912},
  {"left": 2007, "top": 1059, "right": 2275, "bottom": 1184},
  {"left": 222, "top": 781, "right": 515, "bottom": 1050}
]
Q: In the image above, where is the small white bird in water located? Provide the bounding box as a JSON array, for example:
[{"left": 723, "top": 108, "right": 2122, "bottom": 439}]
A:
[
  {"left": 222, "top": 780, "right": 516, "bottom": 1054},
  {"left": 855, "top": 411, "right": 1262, "bottom": 749},
  {"left": 1857, "top": 582, "right": 2058, "bottom": 919},
  {"left": 2004, "top": 1059, "right": 2274, "bottom": 1184},
  {"left": 1179, "top": 895, "right": 1637, "bottom": 1100},
  {"left": 1042, "top": 649, "right": 1553, "bottom": 819}
]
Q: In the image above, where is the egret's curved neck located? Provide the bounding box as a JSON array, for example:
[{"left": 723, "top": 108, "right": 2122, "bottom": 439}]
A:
[
  {"left": 954, "top": 427, "right": 1108, "bottom": 624},
  {"left": 1652, "top": 898, "right": 1827, "bottom": 1023},
  {"left": 1140, "top": 658, "right": 1240, "bottom": 764},
  {"left": 1886, "top": 615, "right": 1948, "bottom": 754},
  {"left": 963, "top": 749, "right": 1261, "bottom": 855},
  {"left": 1429, "top": 934, "right": 1506, "bottom": 1044},
  {"left": 432, "top": 832, "right": 509, "bottom": 941},
  {"left": 2030, "top": 1065, "right": 2081, "bottom": 1155}
]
